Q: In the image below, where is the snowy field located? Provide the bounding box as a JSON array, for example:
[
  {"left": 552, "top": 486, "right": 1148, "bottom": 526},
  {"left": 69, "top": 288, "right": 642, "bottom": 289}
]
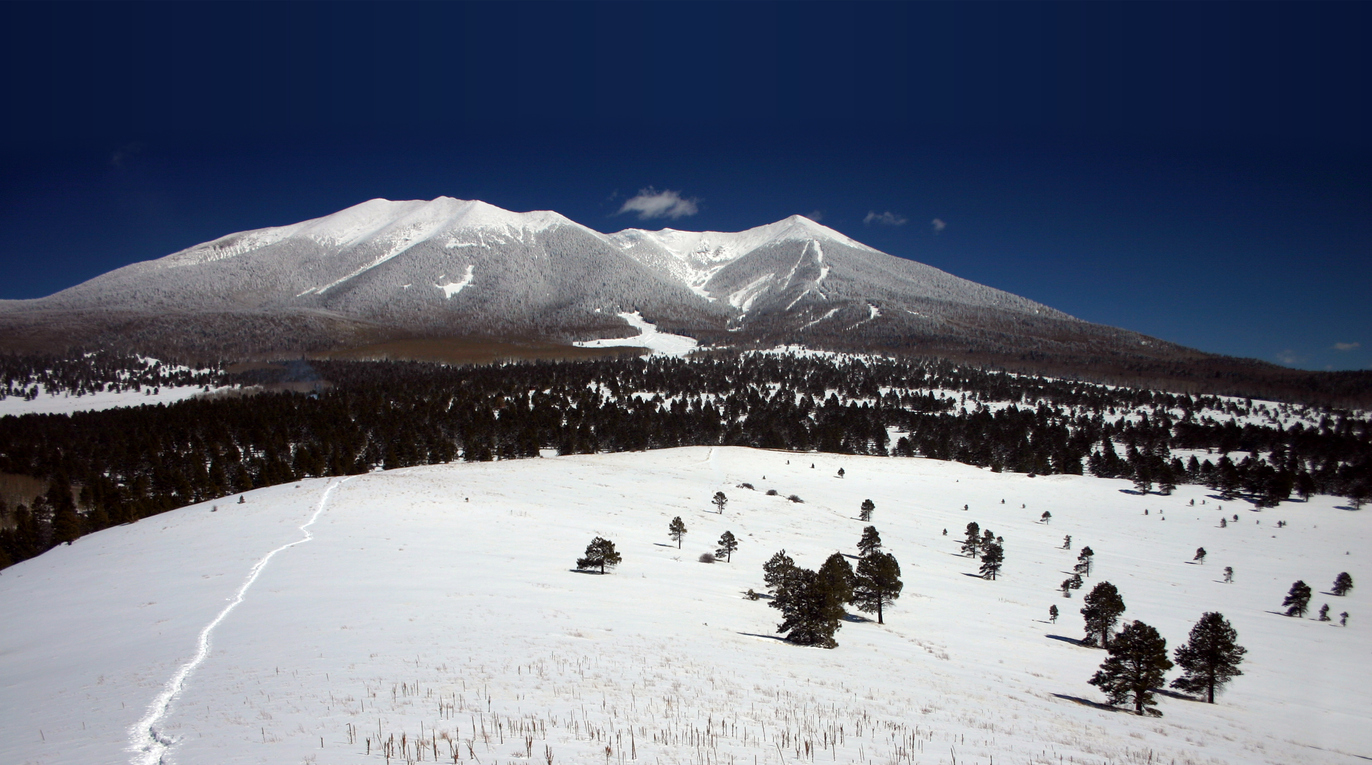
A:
[
  {"left": 0, "top": 385, "right": 228, "bottom": 417},
  {"left": 0, "top": 447, "right": 1366, "bottom": 765},
  {"left": 574, "top": 312, "right": 699, "bottom": 357}
]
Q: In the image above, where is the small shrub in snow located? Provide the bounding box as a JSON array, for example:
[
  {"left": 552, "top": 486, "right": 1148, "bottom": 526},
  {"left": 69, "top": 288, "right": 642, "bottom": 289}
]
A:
[
  {"left": 698, "top": 552, "right": 716, "bottom": 563},
  {"left": 766, "top": 489, "right": 779, "bottom": 496},
  {"left": 787, "top": 494, "right": 803, "bottom": 503}
]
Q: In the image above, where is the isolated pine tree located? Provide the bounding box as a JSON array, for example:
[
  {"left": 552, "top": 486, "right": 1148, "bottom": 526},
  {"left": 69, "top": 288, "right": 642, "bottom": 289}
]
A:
[
  {"left": 1075, "top": 546, "right": 1095, "bottom": 577},
  {"left": 770, "top": 567, "right": 845, "bottom": 648},
  {"left": 1340, "top": 611, "right": 1349, "bottom": 626},
  {"left": 1040, "top": 511, "right": 1052, "bottom": 524},
  {"left": 1332, "top": 572, "right": 1353, "bottom": 596},
  {"left": 712, "top": 491, "right": 728, "bottom": 514},
  {"left": 1318, "top": 603, "right": 1331, "bottom": 622},
  {"left": 857, "top": 525, "right": 882, "bottom": 557},
  {"left": 961, "top": 522, "right": 981, "bottom": 558},
  {"left": 979, "top": 542, "right": 1004, "bottom": 580},
  {"left": 818, "top": 552, "right": 855, "bottom": 606},
  {"left": 576, "top": 537, "right": 621, "bottom": 574},
  {"left": 1283, "top": 580, "right": 1312, "bottom": 617},
  {"left": 763, "top": 550, "right": 797, "bottom": 594},
  {"left": 1061, "top": 573, "right": 1083, "bottom": 597},
  {"left": 1062, "top": 534, "right": 1072, "bottom": 550},
  {"left": 715, "top": 530, "right": 738, "bottom": 562},
  {"left": 853, "top": 551, "right": 903, "bottom": 624},
  {"left": 857, "top": 498, "right": 876, "bottom": 522},
  {"left": 1089, "top": 620, "right": 1173, "bottom": 716},
  {"left": 1170, "top": 612, "right": 1246, "bottom": 704},
  {"left": 1049, "top": 604, "right": 1059, "bottom": 623},
  {"left": 668, "top": 516, "right": 687, "bottom": 549},
  {"left": 1081, "top": 581, "right": 1126, "bottom": 647},
  {"left": 1193, "top": 547, "right": 1206, "bottom": 564},
  {"left": 1223, "top": 566, "right": 1234, "bottom": 583}
]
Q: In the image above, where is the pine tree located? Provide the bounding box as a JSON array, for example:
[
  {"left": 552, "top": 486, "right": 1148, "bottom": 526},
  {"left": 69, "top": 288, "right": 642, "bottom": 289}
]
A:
[
  {"left": 1193, "top": 547, "right": 1206, "bottom": 564},
  {"left": 1223, "top": 566, "right": 1234, "bottom": 583},
  {"left": 668, "top": 516, "right": 687, "bottom": 549},
  {"left": 859, "top": 499, "right": 875, "bottom": 521},
  {"left": 961, "top": 522, "right": 981, "bottom": 558},
  {"left": 763, "top": 550, "right": 797, "bottom": 595},
  {"left": 817, "top": 552, "right": 855, "bottom": 606},
  {"left": 857, "top": 525, "right": 882, "bottom": 557},
  {"left": 1340, "top": 611, "right": 1349, "bottom": 626},
  {"left": 576, "top": 537, "right": 621, "bottom": 574},
  {"left": 1081, "top": 581, "right": 1126, "bottom": 647},
  {"left": 1283, "top": 580, "right": 1312, "bottom": 617},
  {"left": 1061, "top": 573, "right": 1083, "bottom": 597},
  {"left": 1062, "top": 534, "right": 1072, "bottom": 550},
  {"left": 770, "top": 567, "right": 845, "bottom": 648},
  {"left": 1049, "top": 604, "right": 1059, "bottom": 623},
  {"left": 1318, "top": 603, "right": 1331, "bottom": 621},
  {"left": 46, "top": 477, "right": 81, "bottom": 546},
  {"left": 1089, "top": 620, "right": 1173, "bottom": 716},
  {"left": 1040, "top": 511, "right": 1052, "bottom": 523},
  {"left": 853, "top": 551, "right": 903, "bottom": 624},
  {"left": 979, "top": 542, "right": 1004, "bottom": 580},
  {"left": 1332, "top": 572, "right": 1353, "bottom": 596},
  {"left": 1075, "top": 546, "right": 1094, "bottom": 577},
  {"left": 1170, "top": 612, "right": 1246, "bottom": 703},
  {"left": 715, "top": 530, "right": 738, "bottom": 562},
  {"left": 712, "top": 491, "right": 728, "bottom": 514}
]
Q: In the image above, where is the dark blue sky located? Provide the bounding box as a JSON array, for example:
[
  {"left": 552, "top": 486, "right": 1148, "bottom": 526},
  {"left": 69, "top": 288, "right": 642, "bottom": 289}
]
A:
[{"left": 2, "top": 1, "right": 1368, "bottom": 370}]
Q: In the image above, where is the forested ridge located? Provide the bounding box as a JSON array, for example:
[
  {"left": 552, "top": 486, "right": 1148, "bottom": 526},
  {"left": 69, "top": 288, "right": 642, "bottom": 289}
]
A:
[{"left": 1, "top": 352, "right": 1368, "bottom": 569}]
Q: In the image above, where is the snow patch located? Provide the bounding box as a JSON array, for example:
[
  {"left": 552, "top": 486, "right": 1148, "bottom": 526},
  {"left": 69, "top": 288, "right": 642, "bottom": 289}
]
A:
[
  {"left": 434, "top": 265, "right": 475, "bottom": 299},
  {"left": 573, "top": 312, "right": 698, "bottom": 357}
]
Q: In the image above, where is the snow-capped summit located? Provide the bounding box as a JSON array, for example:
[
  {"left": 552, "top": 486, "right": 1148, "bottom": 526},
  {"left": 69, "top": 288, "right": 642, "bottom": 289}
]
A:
[{"left": 0, "top": 197, "right": 1186, "bottom": 365}]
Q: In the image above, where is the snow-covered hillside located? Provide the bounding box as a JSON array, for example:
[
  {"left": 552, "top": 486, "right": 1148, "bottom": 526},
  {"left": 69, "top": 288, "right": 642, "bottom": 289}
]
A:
[{"left": 1, "top": 447, "right": 1365, "bottom": 765}]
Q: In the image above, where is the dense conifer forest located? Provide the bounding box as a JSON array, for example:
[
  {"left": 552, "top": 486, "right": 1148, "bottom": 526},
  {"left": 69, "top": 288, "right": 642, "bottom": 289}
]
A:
[{"left": 1, "top": 351, "right": 1368, "bottom": 569}]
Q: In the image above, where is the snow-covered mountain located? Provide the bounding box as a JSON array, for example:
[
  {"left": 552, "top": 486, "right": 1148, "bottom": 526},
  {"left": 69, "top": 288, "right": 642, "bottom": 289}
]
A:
[
  {"left": 1, "top": 447, "right": 1365, "bottom": 764},
  {"left": 0, "top": 197, "right": 1187, "bottom": 361}
]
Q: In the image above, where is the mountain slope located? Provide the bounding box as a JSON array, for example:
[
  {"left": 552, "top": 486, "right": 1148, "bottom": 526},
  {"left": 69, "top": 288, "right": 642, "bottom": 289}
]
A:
[{"left": 0, "top": 198, "right": 1209, "bottom": 370}]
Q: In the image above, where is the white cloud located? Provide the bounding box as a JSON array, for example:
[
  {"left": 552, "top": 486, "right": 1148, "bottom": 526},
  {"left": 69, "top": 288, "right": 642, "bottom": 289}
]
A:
[
  {"left": 863, "top": 211, "right": 907, "bottom": 226},
  {"left": 1276, "top": 349, "right": 1302, "bottom": 365},
  {"left": 806, "top": 210, "right": 824, "bottom": 222},
  {"left": 616, "top": 188, "right": 699, "bottom": 220},
  {"left": 931, "top": 218, "right": 947, "bottom": 233},
  {"left": 1333, "top": 341, "right": 1361, "bottom": 351}
]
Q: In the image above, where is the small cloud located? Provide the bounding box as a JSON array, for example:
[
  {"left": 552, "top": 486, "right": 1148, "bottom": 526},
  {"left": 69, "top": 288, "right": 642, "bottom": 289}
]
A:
[
  {"left": 1333, "top": 341, "right": 1361, "bottom": 352},
  {"left": 1275, "top": 349, "right": 1303, "bottom": 365},
  {"left": 616, "top": 188, "right": 699, "bottom": 220},
  {"left": 806, "top": 210, "right": 824, "bottom": 222},
  {"left": 864, "top": 211, "right": 907, "bottom": 226},
  {"left": 110, "top": 142, "right": 144, "bottom": 168},
  {"left": 931, "top": 218, "right": 947, "bottom": 234}
]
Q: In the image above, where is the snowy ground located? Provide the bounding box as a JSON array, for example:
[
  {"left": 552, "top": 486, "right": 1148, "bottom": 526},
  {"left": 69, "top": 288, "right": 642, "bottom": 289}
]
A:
[
  {"left": 0, "top": 385, "right": 229, "bottom": 418},
  {"left": 0, "top": 447, "right": 1367, "bottom": 765},
  {"left": 574, "top": 312, "right": 699, "bottom": 357}
]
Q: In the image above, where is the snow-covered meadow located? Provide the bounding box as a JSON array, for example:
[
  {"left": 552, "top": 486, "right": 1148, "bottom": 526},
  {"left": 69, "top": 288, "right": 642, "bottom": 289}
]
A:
[{"left": 0, "top": 447, "right": 1366, "bottom": 764}]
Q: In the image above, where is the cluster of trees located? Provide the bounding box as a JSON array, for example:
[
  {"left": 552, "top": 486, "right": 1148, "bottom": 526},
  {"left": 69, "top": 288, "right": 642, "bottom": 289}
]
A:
[
  {"left": 0, "top": 352, "right": 222, "bottom": 400},
  {"left": 2, "top": 352, "right": 1368, "bottom": 569},
  {"left": 958, "top": 522, "right": 1005, "bottom": 579},
  {"left": 1073, "top": 579, "right": 1249, "bottom": 715},
  {"left": 762, "top": 526, "right": 903, "bottom": 648},
  {"left": 1282, "top": 573, "right": 1352, "bottom": 625}
]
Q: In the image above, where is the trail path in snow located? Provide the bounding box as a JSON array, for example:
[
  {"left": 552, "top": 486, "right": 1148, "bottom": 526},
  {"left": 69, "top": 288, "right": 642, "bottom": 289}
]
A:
[{"left": 126, "top": 478, "right": 350, "bottom": 765}]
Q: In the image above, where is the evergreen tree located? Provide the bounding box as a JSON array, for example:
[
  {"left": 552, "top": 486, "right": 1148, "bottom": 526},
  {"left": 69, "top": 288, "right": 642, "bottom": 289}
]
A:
[
  {"left": 46, "top": 476, "right": 81, "bottom": 547},
  {"left": 1061, "top": 573, "right": 1083, "bottom": 597},
  {"left": 1332, "top": 572, "right": 1353, "bottom": 596},
  {"left": 1062, "top": 534, "right": 1072, "bottom": 550},
  {"left": 1170, "top": 612, "right": 1246, "bottom": 703},
  {"left": 1318, "top": 603, "right": 1331, "bottom": 621},
  {"left": 1283, "top": 580, "right": 1312, "bottom": 617},
  {"left": 1340, "top": 611, "right": 1349, "bottom": 626},
  {"left": 763, "top": 550, "right": 797, "bottom": 594},
  {"left": 1089, "top": 620, "right": 1173, "bottom": 716},
  {"left": 1223, "top": 566, "right": 1234, "bottom": 583},
  {"left": 961, "top": 522, "right": 981, "bottom": 558},
  {"left": 770, "top": 567, "right": 845, "bottom": 648},
  {"left": 576, "top": 537, "right": 621, "bottom": 574},
  {"left": 857, "top": 525, "right": 882, "bottom": 557},
  {"left": 1075, "top": 546, "right": 1095, "bottom": 577},
  {"left": 1081, "top": 581, "right": 1126, "bottom": 647},
  {"left": 715, "top": 530, "right": 738, "bottom": 562},
  {"left": 853, "top": 551, "right": 903, "bottom": 624},
  {"left": 1193, "top": 547, "right": 1206, "bottom": 564},
  {"left": 668, "top": 516, "right": 687, "bottom": 548},
  {"left": 1049, "top": 604, "right": 1059, "bottom": 623},
  {"left": 817, "top": 552, "right": 855, "bottom": 606},
  {"left": 1040, "top": 511, "right": 1052, "bottom": 523},
  {"left": 859, "top": 498, "right": 875, "bottom": 521},
  {"left": 979, "top": 542, "right": 1004, "bottom": 580},
  {"left": 712, "top": 491, "right": 728, "bottom": 514}
]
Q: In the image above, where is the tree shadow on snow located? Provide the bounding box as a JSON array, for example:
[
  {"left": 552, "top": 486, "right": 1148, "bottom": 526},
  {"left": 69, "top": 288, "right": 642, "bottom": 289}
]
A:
[
  {"left": 568, "top": 569, "right": 608, "bottom": 575},
  {"left": 961, "top": 572, "right": 988, "bottom": 579},
  {"left": 1153, "top": 688, "right": 1202, "bottom": 703},
  {"left": 736, "top": 631, "right": 788, "bottom": 643},
  {"left": 1118, "top": 489, "right": 1147, "bottom": 496},
  {"left": 1052, "top": 694, "right": 1122, "bottom": 713},
  {"left": 1045, "top": 634, "right": 1087, "bottom": 647},
  {"left": 653, "top": 543, "right": 676, "bottom": 548},
  {"left": 841, "top": 612, "right": 873, "bottom": 623}
]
